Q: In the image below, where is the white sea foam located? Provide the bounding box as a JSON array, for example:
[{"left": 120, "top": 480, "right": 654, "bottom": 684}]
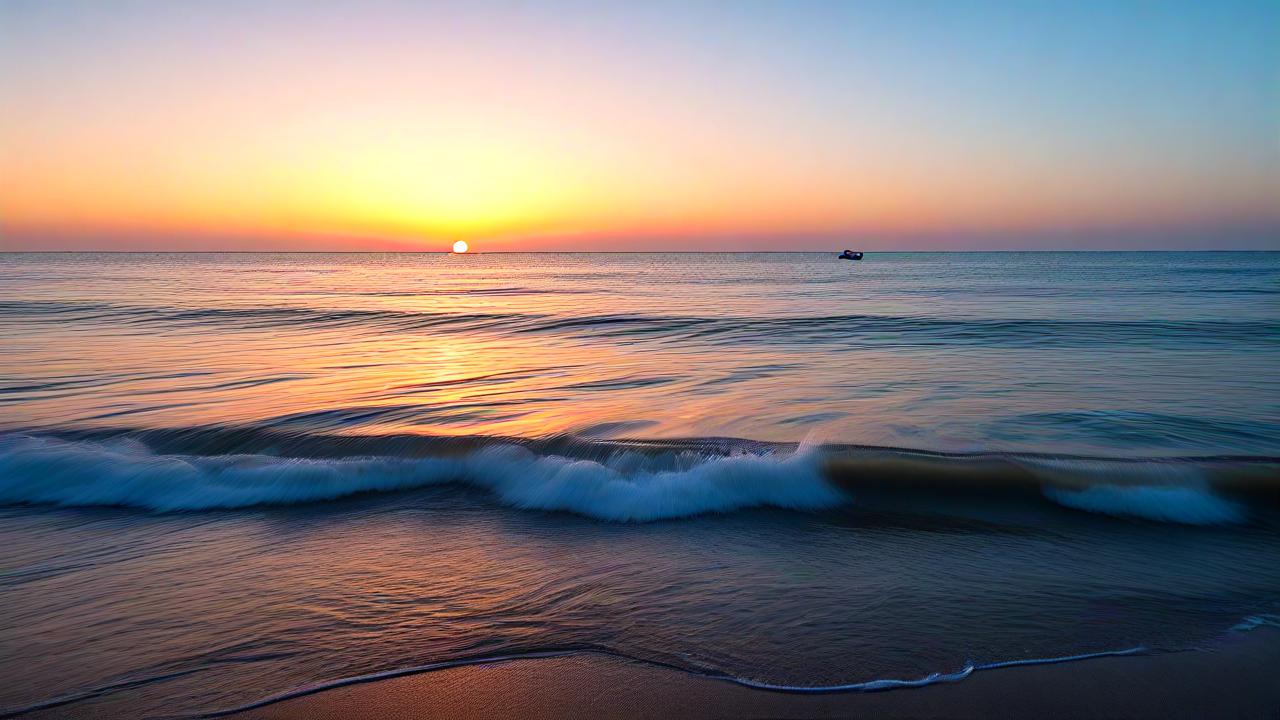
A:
[
  {"left": 0, "top": 434, "right": 844, "bottom": 521},
  {"left": 1042, "top": 484, "right": 1245, "bottom": 525},
  {"left": 1231, "top": 613, "right": 1280, "bottom": 632}
]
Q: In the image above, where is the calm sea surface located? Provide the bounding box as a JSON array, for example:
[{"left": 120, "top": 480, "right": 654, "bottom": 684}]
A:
[
  {"left": 2, "top": 251, "right": 1277, "bottom": 454},
  {"left": 0, "top": 252, "right": 1277, "bottom": 716}
]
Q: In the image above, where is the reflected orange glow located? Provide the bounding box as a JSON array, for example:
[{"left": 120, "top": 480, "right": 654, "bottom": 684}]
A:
[{"left": 0, "top": 255, "right": 926, "bottom": 443}]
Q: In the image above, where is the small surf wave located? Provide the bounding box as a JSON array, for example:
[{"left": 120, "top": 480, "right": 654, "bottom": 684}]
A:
[
  {"left": 824, "top": 449, "right": 1271, "bottom": 525},
  {"left": 0, "top": 434, "right": 841, "bottom": 521},
  {"left": 0, "top": 431, "right": 1273, "bottom": 524},
  {"left": 1023, "top": 456, "right": 1252, "bottom": 524},
  {"left": 1042, "top": 485, "right": 1245, "bottom": 525}
]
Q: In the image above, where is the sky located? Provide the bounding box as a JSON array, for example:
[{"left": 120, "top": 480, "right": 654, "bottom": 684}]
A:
[{"left": 1, "top": 0, "right": 1277, "bottom": 251}]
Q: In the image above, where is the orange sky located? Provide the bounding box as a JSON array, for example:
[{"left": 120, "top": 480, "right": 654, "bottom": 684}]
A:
[{"left": 2, "top": 2, "right": 1277, "bottom": 251}]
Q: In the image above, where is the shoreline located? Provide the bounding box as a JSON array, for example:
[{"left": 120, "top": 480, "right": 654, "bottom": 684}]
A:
[{"left": 239, "top": 628, "right": 1280, "bottom": 719}]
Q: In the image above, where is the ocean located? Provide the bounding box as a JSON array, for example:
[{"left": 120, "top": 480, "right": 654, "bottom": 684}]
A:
[{"left": 1, "top": 251, "right": 1278, "bottom": 716}]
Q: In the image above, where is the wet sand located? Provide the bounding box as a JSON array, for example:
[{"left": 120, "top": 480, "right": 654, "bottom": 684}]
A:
[{"left": 243, "top": 628, "right": 1280, "bottom": 719}]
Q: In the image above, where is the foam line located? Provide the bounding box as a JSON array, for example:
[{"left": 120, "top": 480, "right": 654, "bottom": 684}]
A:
[
  {"left": 190, "top": 644, "right": 1155, "bottom": 718},
  {"left": 1231, "top": 614, "right": 1280, "bottom": 632},
  {"left": 973, "top": 646, "right": 1147, "bottom": 670},
  {"left": 192, "top": 650, "right": 583, "bottom": 718},
  {"left": 1042, "top": 485, "right": 1245, "bottom": 525},
  {"left": 721, "top": 665, "right": 976, "bottom": 692}
]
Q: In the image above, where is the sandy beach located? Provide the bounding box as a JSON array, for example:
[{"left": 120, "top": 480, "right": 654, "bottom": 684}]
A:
[{"left": 241, "top": 628, "right": 1280, "bottom": 719}]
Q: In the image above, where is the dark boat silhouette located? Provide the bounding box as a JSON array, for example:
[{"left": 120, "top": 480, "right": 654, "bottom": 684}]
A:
[{"left": 838, "top": 250, "right": 864, "bottom": 260}]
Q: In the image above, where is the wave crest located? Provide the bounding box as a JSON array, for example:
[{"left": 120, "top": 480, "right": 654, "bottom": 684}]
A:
[
  {"left": 0, "top": 435, "right": 843, "bottom": 521},
  {"left": 1042, "top": 485, "right": 1245, "bottom": 524},
  {"left": 0, "top": 432, "right": 1270, "bottom": 524}
]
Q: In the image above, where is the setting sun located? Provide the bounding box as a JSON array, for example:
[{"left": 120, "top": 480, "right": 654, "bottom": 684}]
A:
[{"left": 452, "top": 240, "right": 469, "bottom": 254}]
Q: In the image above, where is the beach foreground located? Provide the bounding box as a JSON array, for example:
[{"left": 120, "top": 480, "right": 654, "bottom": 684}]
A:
[{"left": 243, "top": 629, "right": 1280, "bottom": 720}]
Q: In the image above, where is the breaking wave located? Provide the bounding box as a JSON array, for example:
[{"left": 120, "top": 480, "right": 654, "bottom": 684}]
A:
[
  {"left": 0, "top": 431, "right": 1273, "bottom": 524},
  {"left": 1042, "top": 485, "right": 1246, "bottom": 525},
  {"left": 0, "top": 434, "right": 840, "bottom": 521}
]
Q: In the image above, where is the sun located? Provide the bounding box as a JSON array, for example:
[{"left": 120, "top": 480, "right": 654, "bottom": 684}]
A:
[{"left": 452, "top": 240, "right": 469, "bottom": 254}]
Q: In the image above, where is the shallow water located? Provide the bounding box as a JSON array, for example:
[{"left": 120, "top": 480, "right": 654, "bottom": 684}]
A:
[{"left": 0, "top": 252, "right": 1278, "bottom": 716}]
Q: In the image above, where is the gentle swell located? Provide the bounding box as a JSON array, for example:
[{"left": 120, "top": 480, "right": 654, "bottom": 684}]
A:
[{"left": 3, "top": 299, "right": 1276, "bottom": 348}]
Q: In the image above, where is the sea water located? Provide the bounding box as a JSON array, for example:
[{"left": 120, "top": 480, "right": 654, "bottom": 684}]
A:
[{"left": 0, "top": 252, "right": 1277, "bottom": 715}]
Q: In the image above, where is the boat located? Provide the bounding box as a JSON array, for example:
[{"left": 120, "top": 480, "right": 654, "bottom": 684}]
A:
[{"left": 838, "top": 250, "right": 864, "bottom": 260}]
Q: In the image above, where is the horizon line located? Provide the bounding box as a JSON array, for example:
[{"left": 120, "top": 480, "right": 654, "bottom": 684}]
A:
[{"left": 3, "top": 249, "right": 1277, "bottom": 254}]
